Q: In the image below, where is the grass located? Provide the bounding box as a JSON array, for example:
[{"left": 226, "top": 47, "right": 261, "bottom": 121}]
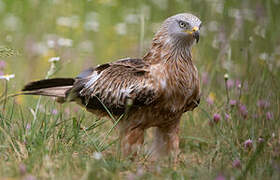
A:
[{"left": 0, "top": 0, "right": 280, "bottom": 179}]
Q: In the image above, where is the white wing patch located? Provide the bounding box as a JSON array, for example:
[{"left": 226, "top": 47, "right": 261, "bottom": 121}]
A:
[{"left": 85, "top": 71, "right": 102, "bottom": 89}]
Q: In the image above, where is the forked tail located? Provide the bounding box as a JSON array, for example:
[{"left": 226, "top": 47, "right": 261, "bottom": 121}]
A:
[{"left": 22, "top": 78, "right": 74, "bottom": 100}]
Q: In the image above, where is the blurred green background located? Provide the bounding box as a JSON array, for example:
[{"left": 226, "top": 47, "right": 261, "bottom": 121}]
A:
[
  {"left": 0, "top": 0, "right": 280, "bottom": 179},
  {"left": 1, "top": 0, "right": 278, "bottom": 85}
]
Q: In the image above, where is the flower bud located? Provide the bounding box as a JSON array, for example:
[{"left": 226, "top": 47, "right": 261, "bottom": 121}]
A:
[
  {"left": 213, "top": 113, "right": 221, "bottom": 123},
  {"left": 224, "top": 73, "right": 229, "bottom": 81}
]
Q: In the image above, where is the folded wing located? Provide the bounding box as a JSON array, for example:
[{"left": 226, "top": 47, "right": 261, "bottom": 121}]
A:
[{"left": 67, "top": 58, "right": 159, "bottom": 116}]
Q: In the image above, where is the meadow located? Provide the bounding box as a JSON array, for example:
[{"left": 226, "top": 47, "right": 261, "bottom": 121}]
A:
[{"left": 0, "top": 0, "right": 279, "bottom": 179}]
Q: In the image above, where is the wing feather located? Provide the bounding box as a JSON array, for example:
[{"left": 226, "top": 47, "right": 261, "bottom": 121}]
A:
[{"left": 68, "top": 58, "right": 158, "bottom": 116}]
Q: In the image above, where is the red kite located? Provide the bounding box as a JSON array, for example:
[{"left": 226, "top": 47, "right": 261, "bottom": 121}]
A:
[{"left": 23, "top": 13, "right": 202, "bottom": 159}]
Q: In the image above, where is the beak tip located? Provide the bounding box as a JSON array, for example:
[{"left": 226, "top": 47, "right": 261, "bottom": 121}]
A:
[{"left": 194, "top": 32, "right": 200, "bottom": 43}]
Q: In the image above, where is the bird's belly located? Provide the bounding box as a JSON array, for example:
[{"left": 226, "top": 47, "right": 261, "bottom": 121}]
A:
[
  {"left": 161, "top": 87, "right": 198, "bottom": 113},
  {"left": 127, "top": 105, "right": 183, "bottom": 128},
  {"left": 157, "top": 73, "right": 200, "bottom": 113},
  {"left": 124, "top": 88, "right": 199, "bottom": 129}
]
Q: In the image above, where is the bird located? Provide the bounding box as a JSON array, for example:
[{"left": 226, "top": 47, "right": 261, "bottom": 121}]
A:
[{"left": 22, "top": 13, "right": 202, "bottom": 159}]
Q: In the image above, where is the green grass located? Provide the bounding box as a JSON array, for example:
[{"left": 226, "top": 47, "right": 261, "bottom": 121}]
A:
[{"left": 0, "top": 0, "right": 280, "bottom": 179}]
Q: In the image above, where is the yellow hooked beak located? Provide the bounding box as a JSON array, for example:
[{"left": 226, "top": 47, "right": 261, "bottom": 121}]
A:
[
  {"left": 185, "top": 26, "right": 199, "bottom": 35},
  {"left": 185, "top": 26, "right": 200, "bottom": 43}
]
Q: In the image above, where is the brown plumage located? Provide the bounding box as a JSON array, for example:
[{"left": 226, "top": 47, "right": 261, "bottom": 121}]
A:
[{"left": 22, "top": 13, "right": 202, "bottom": 159}]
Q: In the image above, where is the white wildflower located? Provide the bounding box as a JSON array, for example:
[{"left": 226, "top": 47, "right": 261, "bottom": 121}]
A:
[
  {"left": 48, "top": 57, "right": 60, "bottom": 62},
  {"left": 92, "top": 152, "right": 102, "bottom": 160},
  {"left": 84, "top": 20, "right": 99, "bottom": 32},
  {"left": 0, "top": 74, "right": 15, "bottom": 81},
  {"left": 259, "top": 53, "right": 269, "bottom": 61},
  {"left": 56, "top": 16, "right": 79, "bottom": 28},
  {"left": 84, "top": 12, "right": 99, "bottom": 32},
  {"left": 115, "top": 23, "right": 127, "bottom": 35},
  {"left": 47, "top": 39, "right": 55, "bottom": 48},
  {"left": 58, "top": 37, "right": 73, "bottom": 47}
]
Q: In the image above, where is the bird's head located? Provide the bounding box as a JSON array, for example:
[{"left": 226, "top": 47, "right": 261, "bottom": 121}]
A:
[{"left": 156, "top": 13, "right": 202, "bottom": 47}]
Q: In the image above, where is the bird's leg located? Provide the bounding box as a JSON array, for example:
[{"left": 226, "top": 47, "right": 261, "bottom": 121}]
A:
[
  {"left": 119, "top": 124, "right": 144, "bottom": 159},
  {"left": 151, "top": 121, "right": 180, "bottom": 162}
]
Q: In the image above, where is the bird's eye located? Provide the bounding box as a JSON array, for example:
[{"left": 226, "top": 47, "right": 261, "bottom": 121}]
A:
[{"left": 179, "top": 21, "right": 187, "bottom": 28}]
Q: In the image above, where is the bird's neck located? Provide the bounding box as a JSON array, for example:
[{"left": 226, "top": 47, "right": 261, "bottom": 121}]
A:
[
  {"left": 144, "top": 36, "right": 198, "bottom": 89},
  {"left": 144, "top": 37, "right": 199, "bottom": 112},
  {"left": 143, "top": 36, "right": 193, "bottom": 64}
]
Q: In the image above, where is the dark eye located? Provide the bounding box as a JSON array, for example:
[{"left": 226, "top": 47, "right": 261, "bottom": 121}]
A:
[{"left": 179, "top": 21, "right": 187, "bottom": 28}]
